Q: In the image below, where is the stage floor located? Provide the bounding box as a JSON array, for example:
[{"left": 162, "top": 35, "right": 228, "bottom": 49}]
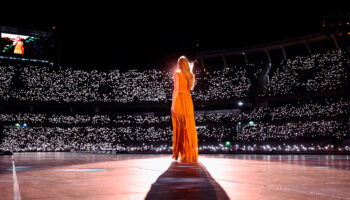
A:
[{"left": 0, "top": 153, "right": 350, "bottom": 200}]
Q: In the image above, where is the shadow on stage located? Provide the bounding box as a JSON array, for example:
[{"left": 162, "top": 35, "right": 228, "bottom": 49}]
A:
[{"left": 145, "top": 161, "right": 229, "bottom": 200}]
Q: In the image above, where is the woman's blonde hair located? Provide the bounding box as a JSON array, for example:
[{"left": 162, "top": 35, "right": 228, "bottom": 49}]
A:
[{"left": 178, "top": 56, "right": 195, "bottom": 90}]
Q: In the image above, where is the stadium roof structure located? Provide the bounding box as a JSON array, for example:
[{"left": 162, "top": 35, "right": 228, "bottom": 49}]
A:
[{"left": 196, "top": 33, "right": 339, "bottom": 66}]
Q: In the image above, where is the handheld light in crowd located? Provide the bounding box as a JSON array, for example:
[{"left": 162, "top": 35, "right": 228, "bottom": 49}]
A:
[{"left": 248, "top": 121, "right": 255, "bottom": 126}]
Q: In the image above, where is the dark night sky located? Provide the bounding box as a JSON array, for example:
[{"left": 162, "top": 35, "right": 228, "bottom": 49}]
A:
[{"left": 2, "top": 1, "right": 349, "bottom": 70}]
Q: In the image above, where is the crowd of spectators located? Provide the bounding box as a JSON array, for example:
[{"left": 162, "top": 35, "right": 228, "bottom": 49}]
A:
[
  {"left": 0, "top": 49, "right": 347, "bottom": 104},
  {"left": 1, "top": 121, "right": 348, "bottom": 152},
  {"left": 0, "top": 97, "right": 347, "bottom": 124},
  {"left": 0, "top": 96, "right": 348, "bottom": 152},
  {"left": 262, "top": 49, "right": 348, "bottom": 96},
  {"left": 0, "top": 61, "right": 261, "bottom": 103},
  {"left": 0, "top": 49, "right": 349, "bottom": 153}
]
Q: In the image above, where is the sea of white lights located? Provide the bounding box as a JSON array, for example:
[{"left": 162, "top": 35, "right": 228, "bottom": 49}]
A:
[
  {"left": 0, "top": 97, "right": 349, "bottom": 152},
  {"left": 0, "top": 49, "right": 347, "bottom": 104},
  {"left": 262, "top": 49, "right": 348, "bottom": 96},
  {"left": 0, "top": 49, "right": 349, "bottom": 153},
  {"left": 237, "top": 120, "right": 348, "bottom": 141},
  {"left": 0, "top": 62, "right": 260, "bottom": 103},
  {"left": 0, "top": 98, "right": 347, "bottom": 124},
  {"left": 69, "top": 143, "right": 350, "bottom": 153},
  {"left": 269, "top": 97, "right": 349, "bottom": 120}
]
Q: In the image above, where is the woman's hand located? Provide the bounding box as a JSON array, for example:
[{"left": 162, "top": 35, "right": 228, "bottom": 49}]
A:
[{"left": 171, "top": 105, "right": 176, "bottom": 114}]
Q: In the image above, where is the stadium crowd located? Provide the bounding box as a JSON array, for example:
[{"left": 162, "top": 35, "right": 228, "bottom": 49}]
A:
[
  {"left": 0, "top": 97, "right": 347, "bottom": 124},
  {"left": 0, "top": 49, "right": 349, "bottom": 153},
  {"left": 0, "top": 97, "right": 348, "bottom": 152},
  {"left": 0, "top": 62, "right": 257, "bottom": 103},
  {"left": 262, "top": 49, "right": 348, "bottom": 96},
  {"left": 1, "top": 120, "right": 349, "bottom": 153}
]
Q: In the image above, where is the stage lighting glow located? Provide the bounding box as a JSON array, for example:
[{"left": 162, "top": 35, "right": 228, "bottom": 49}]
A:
[
  {"left": 238, "top": 101, "right": 244, "bottom": 106},
  {"left": 14, "top": 123, "right": 20, "bottom": 127},
  {"left": 189, "top": 61, "right": 194, "bottom": 73},
  {"left": 225, "top": 141, "right": 231, "bottom": 146},
  {"left": 22, "top": 123, "right": 27, "bottom": 127}
]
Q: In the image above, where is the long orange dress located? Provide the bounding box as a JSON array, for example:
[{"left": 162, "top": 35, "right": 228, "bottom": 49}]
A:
[{"left": 171, "top": 71, "right": 198, "bottom": 163}]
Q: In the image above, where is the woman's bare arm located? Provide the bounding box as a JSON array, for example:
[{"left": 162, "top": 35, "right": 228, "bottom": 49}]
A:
[{"left": 172, "top": 72, "right": 179, "bottom": 107}]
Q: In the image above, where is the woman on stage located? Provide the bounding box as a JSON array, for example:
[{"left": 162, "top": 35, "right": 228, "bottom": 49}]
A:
[{"left": 171, "top": 56, "right": 198, "bottom": 163}]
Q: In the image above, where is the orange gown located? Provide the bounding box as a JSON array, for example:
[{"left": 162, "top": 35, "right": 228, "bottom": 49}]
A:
[{"left": 171, "top": 71, "right": 198, "bottom": 163}]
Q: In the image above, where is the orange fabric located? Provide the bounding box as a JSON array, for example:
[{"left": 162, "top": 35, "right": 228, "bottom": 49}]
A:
[
  {"left": 171, "top": 71, "right": 198, "bottom": 163},
  {"left": 14, "top": 41, "right": 24, "bottom": 54}
]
